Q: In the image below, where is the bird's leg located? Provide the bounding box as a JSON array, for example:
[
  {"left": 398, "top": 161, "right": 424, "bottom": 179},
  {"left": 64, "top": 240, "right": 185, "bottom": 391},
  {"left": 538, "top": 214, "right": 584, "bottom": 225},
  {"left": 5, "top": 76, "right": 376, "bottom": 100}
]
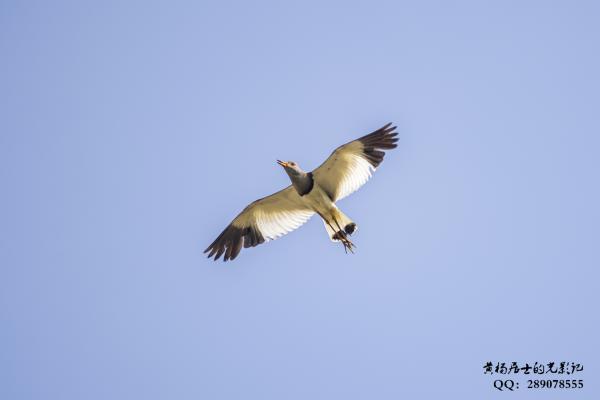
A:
[
  {"left": 341, "top": 233, "right": 355, "bottom": 254},
  {"left": 332, "top": 215, "right": 344, "bottom": 234},
  {"left": 332, "top": 216, "right": 354, "bottom": 244},
  {"left": 333, "top": 229, "right": 353, "bottom": 254},
  {"left": 318, "top": 213, "right": 354, "bottom": 254},
  {"left": 330, "top": 215, "right": 355, "bottom": 253}
]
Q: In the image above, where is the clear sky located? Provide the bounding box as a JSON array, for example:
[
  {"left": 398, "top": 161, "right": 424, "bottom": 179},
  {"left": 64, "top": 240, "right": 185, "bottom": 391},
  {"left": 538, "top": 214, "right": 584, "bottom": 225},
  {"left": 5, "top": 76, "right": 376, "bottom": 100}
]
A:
[{"left": 1, "top": 1, "right": 599, "bottom": 399}]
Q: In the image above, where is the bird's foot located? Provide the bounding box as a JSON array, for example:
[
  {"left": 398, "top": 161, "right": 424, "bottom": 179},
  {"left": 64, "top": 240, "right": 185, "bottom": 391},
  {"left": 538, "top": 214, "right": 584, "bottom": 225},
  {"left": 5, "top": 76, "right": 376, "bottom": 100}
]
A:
[{"left": 332, "top": 230, "right": 356, "bottom": 254}]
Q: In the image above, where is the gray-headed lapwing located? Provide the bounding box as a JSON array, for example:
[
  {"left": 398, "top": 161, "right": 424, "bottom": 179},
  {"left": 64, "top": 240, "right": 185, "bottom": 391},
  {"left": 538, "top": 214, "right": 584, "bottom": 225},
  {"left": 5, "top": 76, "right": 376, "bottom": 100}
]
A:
[{"left": 205, "top": 123, "right": 398, "bottom": 261}]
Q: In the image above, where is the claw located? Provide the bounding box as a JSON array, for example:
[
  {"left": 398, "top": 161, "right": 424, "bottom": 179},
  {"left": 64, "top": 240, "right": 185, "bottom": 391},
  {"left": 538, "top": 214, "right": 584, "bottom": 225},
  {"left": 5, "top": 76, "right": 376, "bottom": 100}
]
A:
[
  {"left": 317, "top": 211, "right": 357, "bottom": 255},
  {"left": 334, "top": 230, "right": 355, "bottom": 254}
]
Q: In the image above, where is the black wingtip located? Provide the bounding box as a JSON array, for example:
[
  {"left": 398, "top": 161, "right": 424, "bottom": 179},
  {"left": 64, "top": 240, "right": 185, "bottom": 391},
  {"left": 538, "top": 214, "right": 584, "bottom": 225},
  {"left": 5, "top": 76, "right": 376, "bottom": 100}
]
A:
[
  {"left": 205, "top": 223, "right": 266, "bottom": 262},
  {"left": 357, "top": 123, "right": 399, "bottom": 167}
]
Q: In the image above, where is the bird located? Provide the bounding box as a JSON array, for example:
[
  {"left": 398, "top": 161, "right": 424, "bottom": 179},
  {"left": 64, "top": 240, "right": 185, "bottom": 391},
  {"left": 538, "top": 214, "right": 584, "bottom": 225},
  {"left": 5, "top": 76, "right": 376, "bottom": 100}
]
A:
[{"left": 205, "top": 123, "right": 398, "bottom": 261}]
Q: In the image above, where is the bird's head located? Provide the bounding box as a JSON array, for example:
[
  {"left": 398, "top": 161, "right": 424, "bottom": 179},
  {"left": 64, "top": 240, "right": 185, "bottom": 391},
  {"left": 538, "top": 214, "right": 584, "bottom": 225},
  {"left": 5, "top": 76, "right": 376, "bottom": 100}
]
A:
[{"left": 277, "top": 160, "right": 304, "bottom": 176}]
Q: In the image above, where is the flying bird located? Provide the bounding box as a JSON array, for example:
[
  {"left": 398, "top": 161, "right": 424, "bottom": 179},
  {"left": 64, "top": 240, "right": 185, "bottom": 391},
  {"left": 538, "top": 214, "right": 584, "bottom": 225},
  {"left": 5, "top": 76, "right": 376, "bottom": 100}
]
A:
[{"left": 205, "top": 123, "right": 398, "bottom": 261}]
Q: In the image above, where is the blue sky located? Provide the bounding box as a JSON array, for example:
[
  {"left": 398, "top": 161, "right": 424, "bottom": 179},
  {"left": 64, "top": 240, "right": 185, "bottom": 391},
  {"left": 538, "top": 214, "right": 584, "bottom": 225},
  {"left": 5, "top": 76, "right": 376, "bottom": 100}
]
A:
[{"left": 1, "top": 1, "right": 599, "bottom": 399}]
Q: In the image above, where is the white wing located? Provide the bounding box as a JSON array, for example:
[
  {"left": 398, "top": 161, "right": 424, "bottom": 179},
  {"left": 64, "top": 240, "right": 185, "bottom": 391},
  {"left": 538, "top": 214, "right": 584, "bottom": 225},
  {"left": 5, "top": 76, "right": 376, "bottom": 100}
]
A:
[
  {"left": 205, "top": 186, "right": 314, "bottom": 261},
  {"left": 312, "top": 123, "right": 398, "bottom": 202}
]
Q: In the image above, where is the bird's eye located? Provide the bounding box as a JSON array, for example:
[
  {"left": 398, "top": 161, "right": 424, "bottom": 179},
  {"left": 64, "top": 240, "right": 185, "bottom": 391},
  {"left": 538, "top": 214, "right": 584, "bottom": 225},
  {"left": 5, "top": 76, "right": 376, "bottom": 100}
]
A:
[{"left": 290, "top": 162, "right": 295, "bottom": 166}]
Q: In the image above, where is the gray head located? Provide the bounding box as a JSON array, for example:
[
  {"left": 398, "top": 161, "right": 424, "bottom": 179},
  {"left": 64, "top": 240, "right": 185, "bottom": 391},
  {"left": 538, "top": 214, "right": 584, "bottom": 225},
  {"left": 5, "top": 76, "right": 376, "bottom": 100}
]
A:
[
  {"left": 276, "top": 160, "right": 314, "bottom": 196},
  {"left": 277, "top": 160, "right": 304, "bottom": 176}
]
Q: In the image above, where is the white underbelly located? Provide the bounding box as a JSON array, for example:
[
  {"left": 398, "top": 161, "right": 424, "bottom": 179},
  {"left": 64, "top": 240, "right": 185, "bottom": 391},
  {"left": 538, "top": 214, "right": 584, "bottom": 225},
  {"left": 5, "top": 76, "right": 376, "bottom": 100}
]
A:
[{"left": 303, "top": 184, "right": 336, "bottom": 215}]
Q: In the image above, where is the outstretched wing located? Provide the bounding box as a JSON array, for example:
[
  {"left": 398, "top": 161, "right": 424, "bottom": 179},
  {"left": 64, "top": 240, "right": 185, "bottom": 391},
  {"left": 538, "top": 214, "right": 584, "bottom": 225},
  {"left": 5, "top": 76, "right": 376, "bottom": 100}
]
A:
[
  {"left": 312, "top": 123, "right": 398, "bottom": 202},
  {"left": 205, "top": 186, "right": 314, "bottom": 261}
]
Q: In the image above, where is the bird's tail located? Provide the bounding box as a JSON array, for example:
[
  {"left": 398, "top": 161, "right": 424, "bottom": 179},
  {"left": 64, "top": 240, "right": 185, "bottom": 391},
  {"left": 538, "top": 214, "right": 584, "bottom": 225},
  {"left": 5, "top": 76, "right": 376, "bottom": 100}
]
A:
[{"left": 323, "top": 209, "right": 357, "bottom": 242}]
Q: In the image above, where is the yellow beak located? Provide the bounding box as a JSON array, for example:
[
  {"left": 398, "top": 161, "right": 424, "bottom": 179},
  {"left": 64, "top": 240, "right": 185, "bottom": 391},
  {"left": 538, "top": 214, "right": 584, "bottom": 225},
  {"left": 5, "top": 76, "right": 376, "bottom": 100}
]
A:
[{"left": 276, "top": 160, "right": 289, "bottom": 168}]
